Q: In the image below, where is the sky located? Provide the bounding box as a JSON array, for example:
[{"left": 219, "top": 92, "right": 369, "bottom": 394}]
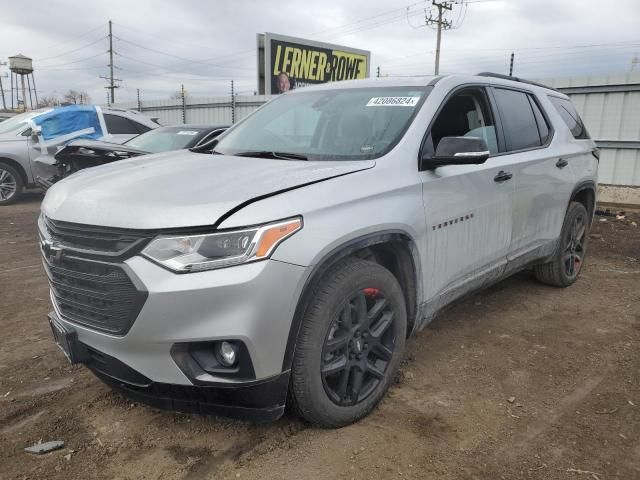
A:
[{"left": 0, "top": 0, "right": 639, "bottom": 105}]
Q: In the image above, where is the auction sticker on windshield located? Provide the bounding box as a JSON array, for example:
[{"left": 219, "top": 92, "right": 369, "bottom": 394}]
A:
[{"left": 366, "top": 97, "right": 420, "bottom": 107}]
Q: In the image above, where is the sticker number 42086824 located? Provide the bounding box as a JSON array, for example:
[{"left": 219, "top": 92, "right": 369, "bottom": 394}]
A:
[{"left": 366, "top": 97, "right": 420, "bottom": 107}]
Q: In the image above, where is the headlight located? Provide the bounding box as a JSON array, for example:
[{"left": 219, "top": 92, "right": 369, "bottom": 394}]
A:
[{"left": 142, "top": 217, "right": 302, "bottom": 272}]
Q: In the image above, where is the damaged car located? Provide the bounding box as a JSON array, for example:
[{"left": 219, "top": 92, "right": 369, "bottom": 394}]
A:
[
  {"left": 40, "top": 73, "right": 598, "bottom": 427},
  {"left": 38, "top": 124, "right": 228, "bottom": 189},
  {"left": 0, "top": 105, "right": 158, "bottom": 205}
]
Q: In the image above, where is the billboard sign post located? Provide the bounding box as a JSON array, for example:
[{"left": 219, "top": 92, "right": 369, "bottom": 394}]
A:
[{"left": 257, "top": 33, "right": 370, "bottom": 95}]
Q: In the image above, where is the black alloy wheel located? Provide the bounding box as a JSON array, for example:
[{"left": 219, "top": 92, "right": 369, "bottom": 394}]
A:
[
  {"left": 534, "top": 201, "right": 589, "bottom": 287},
  {"left": 321, "top": 287, "right": 397, "bottom": 406},
  {"left": 563, "top": 212, "right": 587, "bottom": 279},
  {"left": 290, "top": 258, "right": 407, "bottom": 428}
]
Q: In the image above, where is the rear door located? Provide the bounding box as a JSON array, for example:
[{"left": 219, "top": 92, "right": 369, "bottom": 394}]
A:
[
  {"left": 490, "top": 86, "right": 575, "bottom": 267},
  {"left": 419, "top": 86, "right": 515, "bottom": 301}
]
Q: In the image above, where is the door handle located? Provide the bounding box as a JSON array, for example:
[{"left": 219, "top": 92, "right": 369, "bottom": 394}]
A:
[
  {"left": 493, "top": 170, "right": 513, "bottom": 183},
  {"left": 556, "top": 158, "right": 568, "bottom": 169}
]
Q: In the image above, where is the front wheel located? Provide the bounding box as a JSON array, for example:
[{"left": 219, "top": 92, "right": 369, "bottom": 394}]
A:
[
  {"left": 0, "top": 162, "right": 23, "bottom": 205},
  {"left": 534, "top": 201, "right": 589, "bottom": 287},
  {"left": 290, "top": 258, "right": 407, "bottom": 428}
]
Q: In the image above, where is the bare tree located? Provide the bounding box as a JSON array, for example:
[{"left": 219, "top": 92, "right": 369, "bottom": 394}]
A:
[
  {"left": 63, "top": 90, "right": 91, "bottom": 105},
  {"left": 37, "top": 95, "right": 61, "bottom": 108}
]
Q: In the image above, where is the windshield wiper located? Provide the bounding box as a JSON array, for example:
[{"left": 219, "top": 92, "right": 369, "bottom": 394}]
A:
[{"left": 233, "top": 150, "right": 308, "bottom": 161}]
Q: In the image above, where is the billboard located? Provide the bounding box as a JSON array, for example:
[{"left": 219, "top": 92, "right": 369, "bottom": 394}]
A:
[{"left": 257, "top": 33, "right": 370, "bottom": 95}]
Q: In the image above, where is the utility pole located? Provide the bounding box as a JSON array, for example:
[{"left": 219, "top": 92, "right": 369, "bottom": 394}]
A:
[
  {"left": 509, "top": 52, "right": 515, "bottom": 77},
  {"left": 20, "top": 74, "right": 27, "bottom": 112},
  {"left": 426, "top": 1, "right": 453, "bottom": 75},
  {"left": 136, "top": 88, "right": 141, "bottom": 112},
  {"left": 0, "top": 62, "right": 6, "bottom": 111},
  {"left": 100, "top": 20, "right": 121, "bottom": 104}
]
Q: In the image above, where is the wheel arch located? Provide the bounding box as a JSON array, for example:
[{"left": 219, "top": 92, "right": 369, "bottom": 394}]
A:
[
  {"left": 0, "top": 156, "right": 29, "bottom": 186},
  {"left": 281, "top": 230, "right": 422, "bottom": 372},
  {"left": 570, "top": 180, "right": 596, "bottom": 224}
]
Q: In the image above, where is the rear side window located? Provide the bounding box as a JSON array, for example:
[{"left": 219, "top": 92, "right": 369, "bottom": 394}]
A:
[
  {"left": 493, "top": 88, "right": 542, "bottom": 151},
  {"left": 549, "top": 96, "right": 590, "bottom": 139},
  {"left": 104, "top": 114, "right": 141, "bottom": 135}
]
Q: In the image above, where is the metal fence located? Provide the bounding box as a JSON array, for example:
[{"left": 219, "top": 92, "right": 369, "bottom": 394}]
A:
[
  {"left": 110, "top": 95, "right": 269, "bottom": 127},
  {"left": 110, "top": 72, "right": 640, "bottom": 187}
]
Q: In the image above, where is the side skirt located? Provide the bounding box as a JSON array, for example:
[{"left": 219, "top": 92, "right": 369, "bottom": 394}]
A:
[{"left": 415, "top": 239, "right": 557, "bottom": 330}]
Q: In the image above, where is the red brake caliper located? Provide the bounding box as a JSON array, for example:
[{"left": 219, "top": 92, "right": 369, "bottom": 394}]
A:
[{"left": 363, "top": 288, "right": 381, "bottom": 298}]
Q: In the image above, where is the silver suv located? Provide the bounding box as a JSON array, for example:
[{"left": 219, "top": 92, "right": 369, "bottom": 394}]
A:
[
  {"left": 40, "top": 74, "right": 598, "bottom": 427},
  {"left": 0, "top": 107, "right": 159, "bottom": 205}
]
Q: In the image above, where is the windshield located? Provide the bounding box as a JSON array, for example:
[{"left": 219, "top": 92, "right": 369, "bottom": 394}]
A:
[
  {"left": 215, "top": 86, "right": 431, "bottom": 160},
  {"left": 0, "top": 110, "right": 49, "bottom": 135},
  {"left": 125, "top": 127, "right": 207, "bottom": 153}
]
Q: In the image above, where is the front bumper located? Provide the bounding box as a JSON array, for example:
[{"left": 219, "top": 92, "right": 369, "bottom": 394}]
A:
[
  {"left": 50, "top": 310, "right": 289, "bottom": 421},
  {"left": 50, "top": 254, "right": 307, "bottom": 414}
]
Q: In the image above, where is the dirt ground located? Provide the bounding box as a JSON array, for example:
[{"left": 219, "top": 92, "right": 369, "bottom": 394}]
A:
[{"left": 1, "top": 193, "right": 639, "bottom": 480}]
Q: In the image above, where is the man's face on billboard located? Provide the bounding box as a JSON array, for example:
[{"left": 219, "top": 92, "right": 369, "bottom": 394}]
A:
[{"left": 278, "top": 73, "right": 291, "bottom": 93}]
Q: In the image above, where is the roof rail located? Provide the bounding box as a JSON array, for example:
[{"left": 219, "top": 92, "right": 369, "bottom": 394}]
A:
[{"left": 476, "top": 72, "right": 560, "bottom": 93}]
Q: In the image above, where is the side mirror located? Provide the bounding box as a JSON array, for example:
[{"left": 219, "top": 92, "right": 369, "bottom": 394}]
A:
[
  {"left": 31, "top": 125, "right": 42, "bottom": 138},
  {"left": 420, "top": 136, "right": 490, "bottom": 170}
]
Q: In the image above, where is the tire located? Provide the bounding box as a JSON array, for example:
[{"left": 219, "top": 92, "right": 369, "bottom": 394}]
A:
[
  {"left": 290, "top": 258, "right": 407, "bottom": 428},
  {"left": 0, "top": 162, "right": 24, "bottom": 206},
  {"left": 534, "top": 201, "right": 589, "bottom": 287}
]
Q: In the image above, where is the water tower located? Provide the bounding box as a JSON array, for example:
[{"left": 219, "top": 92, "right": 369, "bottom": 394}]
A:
[{"left": 9, "top": 54, "right": 38, "bottom": 111}]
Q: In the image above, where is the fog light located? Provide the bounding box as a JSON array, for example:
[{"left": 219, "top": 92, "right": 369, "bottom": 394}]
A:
[{"left": 217, "top": 341, "right": 237, "bottom": 367}]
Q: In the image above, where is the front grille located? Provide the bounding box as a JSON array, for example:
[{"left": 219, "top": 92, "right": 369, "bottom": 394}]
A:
[
  {"left": 42, "top": 251, "right": 147, "bottom": 336},
  {"left": 39, "top": 215, "right": 149, "bottom": 334},
  {"left": 42, "top": 215, "right": 152, "bottom": 257}
]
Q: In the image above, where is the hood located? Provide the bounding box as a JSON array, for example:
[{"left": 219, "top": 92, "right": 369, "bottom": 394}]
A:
[
  {"left": 0, "top": 133, "right": 26, "bottom": 143},
  {"left": 42, "top": 150, "right": 374, "bottom": 229},
  {"left": 54, "top": 139, "right": 148, "bottom": 164}
]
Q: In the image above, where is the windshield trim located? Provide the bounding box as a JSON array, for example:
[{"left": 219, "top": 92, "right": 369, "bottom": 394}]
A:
[{"left": 215, "top": 85, "right": 433, "bottom": 162}]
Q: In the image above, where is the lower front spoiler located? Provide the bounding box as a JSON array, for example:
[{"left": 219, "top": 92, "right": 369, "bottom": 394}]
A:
[
  {"left": 90, "top": 368, "right": 289, "bottom": 423},
  {"left": 50, "top": 311, "right": 289, "bottom": 423}
]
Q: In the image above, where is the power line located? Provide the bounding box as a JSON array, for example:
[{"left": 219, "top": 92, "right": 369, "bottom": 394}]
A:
[
  {"left": 113, "top": 35, "right": 254, "bottom": 71},
  {"left": 27, "top": 24, "right": 105, "bottom": 56},
  {"left": 311, "top": 1, "right": 427, "bottom": 37},
  {"left": 37, "top": 52, "right": 105, "bottom": 68},
  {"left": 116, "top": 54, "right": 253, "bottom": 79},
  {"left": 33, "top": 36, "right": 107, "bottom": 62}
]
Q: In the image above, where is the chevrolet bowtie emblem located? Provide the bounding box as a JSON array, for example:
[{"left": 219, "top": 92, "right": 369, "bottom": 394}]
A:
[{"left": 42, "top": 239, "right": 64, "bottom": 264}]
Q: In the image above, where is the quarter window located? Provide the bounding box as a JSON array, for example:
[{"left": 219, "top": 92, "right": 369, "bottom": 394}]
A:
[
  {"left": 132, "top": 121, "right": 151, "bottom": 134},
  {"left": 104, "top": 114, "right": 141, "bottom": 135},
  {"left": 493, "top": 88, "right": 542, "bottom": 151},
  {"left": 549, "top": 96, "right": 590, "bottom": 139}
]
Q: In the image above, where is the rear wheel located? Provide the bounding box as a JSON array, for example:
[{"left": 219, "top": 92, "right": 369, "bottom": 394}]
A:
[
  {"left": 0, "top": 162, "right": 23, "bottom": 205},
  {"left": 291, "top": 258, "right": 406, "bottom": 428},
  {"left": 534, "top": 201, "right": 589, "bottom": 287}
]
